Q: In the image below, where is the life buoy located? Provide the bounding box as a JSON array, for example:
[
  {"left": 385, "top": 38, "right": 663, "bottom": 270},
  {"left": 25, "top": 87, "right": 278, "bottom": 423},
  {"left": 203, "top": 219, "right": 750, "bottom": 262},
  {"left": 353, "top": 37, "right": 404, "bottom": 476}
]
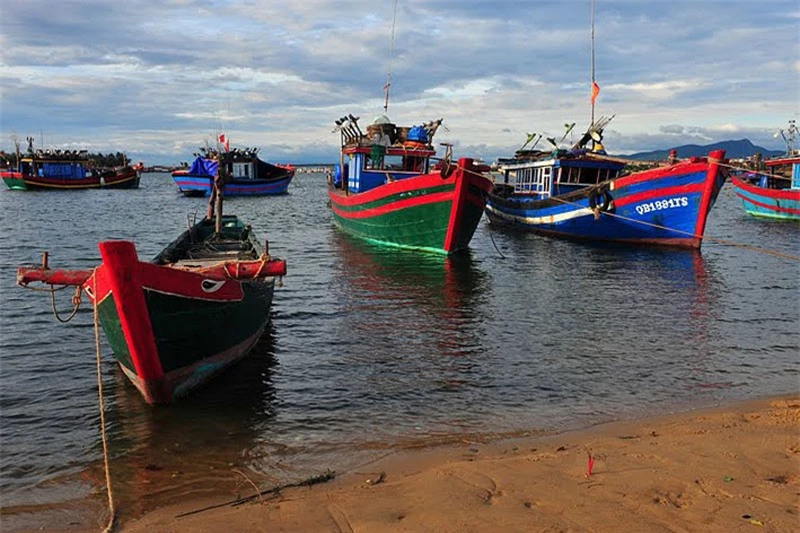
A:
[{"left": 588, "top": 190, "right": 613, "bottom": 212}]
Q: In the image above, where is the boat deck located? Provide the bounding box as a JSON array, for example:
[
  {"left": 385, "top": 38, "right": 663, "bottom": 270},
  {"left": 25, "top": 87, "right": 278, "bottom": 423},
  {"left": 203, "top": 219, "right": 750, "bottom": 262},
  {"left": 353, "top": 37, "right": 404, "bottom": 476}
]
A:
[{"left": 172, "top": 241, "right": 256, "bottom": 268}]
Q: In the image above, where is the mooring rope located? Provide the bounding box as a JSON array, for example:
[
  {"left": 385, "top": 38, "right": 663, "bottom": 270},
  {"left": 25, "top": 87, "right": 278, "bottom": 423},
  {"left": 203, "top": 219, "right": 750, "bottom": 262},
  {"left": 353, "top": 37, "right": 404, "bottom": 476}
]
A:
[
  {"left": 717, "top": 160, "right": 795, "bottom": 183},
  {"left": 455, "top": 162, "right": 800, "bottom": 262},
  {"left": 91, "top": 269, "right": 116, "bottom": 533},
  {"left": 50, "top": 285, "right": 83, "bottom": 323}
]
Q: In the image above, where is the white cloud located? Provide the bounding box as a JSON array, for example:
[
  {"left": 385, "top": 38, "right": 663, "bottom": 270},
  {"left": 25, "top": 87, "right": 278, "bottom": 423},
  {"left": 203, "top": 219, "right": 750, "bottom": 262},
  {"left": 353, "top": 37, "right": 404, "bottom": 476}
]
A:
[{"left": 0, "top": 0, "right": 796, "bottom": 164}]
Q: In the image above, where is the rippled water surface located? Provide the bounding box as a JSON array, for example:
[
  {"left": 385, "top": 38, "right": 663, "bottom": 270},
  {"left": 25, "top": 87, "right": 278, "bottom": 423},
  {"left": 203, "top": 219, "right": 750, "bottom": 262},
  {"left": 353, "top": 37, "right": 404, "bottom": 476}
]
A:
[{"left": 1, "top": 174, "right": 798, "bottom": 530}]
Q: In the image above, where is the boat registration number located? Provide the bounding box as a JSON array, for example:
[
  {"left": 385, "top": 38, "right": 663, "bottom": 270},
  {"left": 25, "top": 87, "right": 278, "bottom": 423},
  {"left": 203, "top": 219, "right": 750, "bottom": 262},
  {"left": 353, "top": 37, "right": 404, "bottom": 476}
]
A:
[{"left": 635, "top": 196, "right": 688, "bottom": 215}]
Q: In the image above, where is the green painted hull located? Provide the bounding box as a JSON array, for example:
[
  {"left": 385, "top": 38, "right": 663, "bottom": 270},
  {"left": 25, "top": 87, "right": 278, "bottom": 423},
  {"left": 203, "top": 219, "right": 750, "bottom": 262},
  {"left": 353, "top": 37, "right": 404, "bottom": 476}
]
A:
[
  {"left": 332, "top": 193, "right": 456, "bottom": 252},
  {"left": 329, "top": 172, "right": 491, "bottom": 253},
  {"left": 97, "top": 280, "right": 274, "bottom": 399},
  {"left": 3, "top": 177, "right": 27, "bottom": 190}
]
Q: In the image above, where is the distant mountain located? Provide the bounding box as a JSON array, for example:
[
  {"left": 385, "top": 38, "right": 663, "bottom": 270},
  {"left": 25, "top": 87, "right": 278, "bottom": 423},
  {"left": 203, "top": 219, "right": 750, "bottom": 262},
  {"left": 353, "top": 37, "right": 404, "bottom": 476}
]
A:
[{"left": 625, "top": 139, "right": 784, "bottom": 161}]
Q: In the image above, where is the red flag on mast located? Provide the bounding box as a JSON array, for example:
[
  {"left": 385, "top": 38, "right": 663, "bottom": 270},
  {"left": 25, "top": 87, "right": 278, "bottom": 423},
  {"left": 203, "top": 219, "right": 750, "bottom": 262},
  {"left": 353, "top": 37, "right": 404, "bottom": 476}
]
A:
[
  {"left": 218, "top": 134, "right": 229, "bottom": 151},
  {"left": 591, "top": 81, "right": 600, "bottom": 105}
]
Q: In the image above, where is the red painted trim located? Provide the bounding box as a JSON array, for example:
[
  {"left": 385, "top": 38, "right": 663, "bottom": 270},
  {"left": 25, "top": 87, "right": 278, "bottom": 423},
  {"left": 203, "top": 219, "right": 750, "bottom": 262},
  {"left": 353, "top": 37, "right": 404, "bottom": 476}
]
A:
[
  {"left": 731, "top": 176, "right": 800, "bottom": 201},
  {"left": 693, "top": 150, "right": 725, "bottom": 239},
  {"left": 331, "top": 191, "right": 453, "bottom": 219},
  {"left": 613, "top": 183, "right": 705, "bottom": 207},
  {"left": 733, "top": 191, "right": 800, "bottom": 215},
  {"left": 17, "top": 267, "right": 93, "bottom": 287},
  {"left": 97, "top": 241, "right": 164, "bottom": 384},
  {"left": 330, "top": 172, "right": 455, "bottom": 207},
  {"left": 765, "top": 157, "right": 800, "bottom": 167},
  {"left": 444, "top": 165, "right": 467, "bottom": 251},
  {"left": 614, "top": 158, "right": 711, "bottom": 188}
]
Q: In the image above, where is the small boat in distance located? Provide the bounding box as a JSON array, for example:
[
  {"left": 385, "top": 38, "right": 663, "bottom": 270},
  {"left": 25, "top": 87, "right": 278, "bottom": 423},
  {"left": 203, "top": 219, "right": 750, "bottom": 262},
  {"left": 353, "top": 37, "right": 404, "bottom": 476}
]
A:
[
  {"left": 486, "top": 123, "right": 727, "bottom": 249},
  {"left": 17, "top": 154, "right": 287, "bottom": 405},
  {"left": 731, "top": 155, "right": 800, "bottom": 221},
  {"left": 328, "top": 114, "right": 494, "bottom": 254},
  {"left": 730, "top": 122, "right": 800, "bottom": 221},
  {"left": 172, "top": 145, "right": 295, "bottom": 197},
  {"left": 1, "top": 137, "right": 141, "bottom": 190}
]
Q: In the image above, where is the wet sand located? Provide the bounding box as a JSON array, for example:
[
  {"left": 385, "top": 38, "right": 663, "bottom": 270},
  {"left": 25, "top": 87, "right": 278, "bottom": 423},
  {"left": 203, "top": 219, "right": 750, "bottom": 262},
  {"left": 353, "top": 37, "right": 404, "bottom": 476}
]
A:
[{"left": 116, "top": 395, "right": 800, "bottom": 532}]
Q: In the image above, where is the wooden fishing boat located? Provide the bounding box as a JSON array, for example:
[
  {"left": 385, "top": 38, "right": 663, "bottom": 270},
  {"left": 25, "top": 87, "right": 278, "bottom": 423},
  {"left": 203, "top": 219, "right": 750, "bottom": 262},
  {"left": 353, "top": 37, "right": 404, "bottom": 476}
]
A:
[
  {"left": 328, "top": 115, "right": 494, "bottom": 254},
  {"left": 17, "top": 215, "right": 286, "bottom": 405},
  {"left": 172, "top": 146, "right": 294, "bottom": 197},
  {"left": 486, "top": 133, "right": 728, "bottom": 249},
  {"left": 1, "top": 140, "right": 140, "bottom": 190},
  {"left": 17, "top": 151, "right": 286, "bottom": 405},
  {"left": 731, "top": 154, "right": 800, "bottom": 221},
  {"left": 485, "top": 0, "right": 727, "bottom": 249}
]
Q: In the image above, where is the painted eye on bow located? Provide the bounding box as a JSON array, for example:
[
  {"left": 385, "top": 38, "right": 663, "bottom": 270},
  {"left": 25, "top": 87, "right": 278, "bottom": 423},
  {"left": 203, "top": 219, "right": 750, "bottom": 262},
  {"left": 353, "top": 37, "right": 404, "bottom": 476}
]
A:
[{"left": 201, "top": 279, "right": 226, "bottom": 293}]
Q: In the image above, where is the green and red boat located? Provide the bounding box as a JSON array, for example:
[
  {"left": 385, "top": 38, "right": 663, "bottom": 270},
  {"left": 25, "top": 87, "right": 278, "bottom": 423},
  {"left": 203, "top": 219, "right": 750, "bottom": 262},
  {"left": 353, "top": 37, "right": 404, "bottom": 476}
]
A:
[
  {"left": 2, "top": 140, "right": 141, "bottom": 190},
  {"left": 17, "top": 215, "right": 286, "bottom": 405},
  {"left": 328, "top": 115, "right": 494, "bottom": 254}
]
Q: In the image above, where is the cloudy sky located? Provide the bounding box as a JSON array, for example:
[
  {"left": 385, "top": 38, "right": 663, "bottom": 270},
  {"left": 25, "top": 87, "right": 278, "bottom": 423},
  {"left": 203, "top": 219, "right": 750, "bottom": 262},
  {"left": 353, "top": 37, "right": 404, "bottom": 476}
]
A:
[{"left": 1, "top": 0, "right": 798, "bottom": 165}]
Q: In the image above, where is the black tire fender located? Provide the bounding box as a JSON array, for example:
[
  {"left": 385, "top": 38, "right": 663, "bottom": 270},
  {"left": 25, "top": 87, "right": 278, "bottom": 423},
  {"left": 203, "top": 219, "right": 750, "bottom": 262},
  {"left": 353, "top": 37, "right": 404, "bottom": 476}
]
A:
[{"left": 588, "top": 189, "right": 613, "bottom": 212}]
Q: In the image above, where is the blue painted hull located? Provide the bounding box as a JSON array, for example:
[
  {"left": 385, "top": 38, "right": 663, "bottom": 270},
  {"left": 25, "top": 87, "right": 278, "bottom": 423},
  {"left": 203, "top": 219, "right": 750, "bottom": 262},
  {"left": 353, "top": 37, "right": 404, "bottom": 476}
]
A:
[
  {"left": 486, "top": 154, "right": 726, "bottom": 249},
  {"left": 731, "top": 176, "right": 800, "bottom": 221},
  {"left": 172, "top": 173, "right": 293, "bottom": 197}
]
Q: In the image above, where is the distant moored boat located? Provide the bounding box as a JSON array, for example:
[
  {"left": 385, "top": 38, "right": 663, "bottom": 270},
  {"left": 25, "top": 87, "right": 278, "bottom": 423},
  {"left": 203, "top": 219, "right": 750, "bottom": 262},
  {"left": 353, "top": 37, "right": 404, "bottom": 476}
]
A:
[
  {"left": 1, "top": 138, "right": 140, "bottom": 190},
  {"left": 172, "top": 144, "right": 294, "bottom": 197}
]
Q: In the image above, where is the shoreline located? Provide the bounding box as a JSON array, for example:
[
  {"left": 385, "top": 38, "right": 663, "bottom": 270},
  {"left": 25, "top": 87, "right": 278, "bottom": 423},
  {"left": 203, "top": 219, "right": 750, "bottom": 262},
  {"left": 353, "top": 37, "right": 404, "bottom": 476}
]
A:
[{"left": 118, "top": 394, "right": 799, "bottom": 532}]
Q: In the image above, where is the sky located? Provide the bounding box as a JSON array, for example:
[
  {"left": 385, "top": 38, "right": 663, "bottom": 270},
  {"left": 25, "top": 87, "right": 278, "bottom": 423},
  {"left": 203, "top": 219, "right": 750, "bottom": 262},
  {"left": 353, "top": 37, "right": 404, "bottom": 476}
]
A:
[{"left": 1, "top": 0, "right": 798, "bottom": 165}]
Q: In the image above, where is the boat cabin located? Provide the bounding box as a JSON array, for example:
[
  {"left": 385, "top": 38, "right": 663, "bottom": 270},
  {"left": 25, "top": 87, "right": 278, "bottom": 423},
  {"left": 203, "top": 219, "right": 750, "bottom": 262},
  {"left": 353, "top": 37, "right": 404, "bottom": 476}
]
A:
[
  {"left": 340, "top": 145, "right": 436, "bottom": 193},
  {"left": 764, "top": 156, "right": 800, "bottom": 190},
  {"left": 498, "top": 150, "right": 626, "bottom": 199},
  {"left": 333, "top": 115, "right": 443, "bottom": 193},
  {"left": 18, "top": 150, "right": 91, "bottom": 179}
]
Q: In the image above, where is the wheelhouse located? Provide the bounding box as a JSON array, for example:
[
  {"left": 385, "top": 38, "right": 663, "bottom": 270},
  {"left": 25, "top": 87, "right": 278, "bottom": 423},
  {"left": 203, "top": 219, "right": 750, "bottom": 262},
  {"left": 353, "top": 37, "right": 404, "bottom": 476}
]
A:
[
  {"left": 498, "top": 152, "right": 626, "bottom": 199},
  {"left": 341, "top": 145, "right": 436, "bottom": 193}
]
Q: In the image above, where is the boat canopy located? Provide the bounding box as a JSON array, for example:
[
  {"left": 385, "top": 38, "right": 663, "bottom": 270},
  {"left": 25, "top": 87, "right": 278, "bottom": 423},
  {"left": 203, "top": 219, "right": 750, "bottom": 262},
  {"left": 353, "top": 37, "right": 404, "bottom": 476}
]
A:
[{"left": 188, "top": 156, "right": 218, "bottom": 176}]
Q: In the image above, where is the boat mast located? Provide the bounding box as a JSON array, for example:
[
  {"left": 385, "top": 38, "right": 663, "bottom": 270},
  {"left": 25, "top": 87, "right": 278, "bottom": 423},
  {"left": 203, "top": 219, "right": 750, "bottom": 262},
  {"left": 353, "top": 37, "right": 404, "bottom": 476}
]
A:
[
  {"left": 383, "top": 0, "right": 399, "bottom": 112},
  {"left": 590, "top": 0, "right": 596, "bottom": 128}
]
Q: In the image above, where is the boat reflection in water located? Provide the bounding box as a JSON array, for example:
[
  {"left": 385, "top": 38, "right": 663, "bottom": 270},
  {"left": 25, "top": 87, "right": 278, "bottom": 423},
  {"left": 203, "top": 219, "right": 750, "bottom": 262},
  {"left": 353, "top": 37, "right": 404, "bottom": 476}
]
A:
[
  {"left": 331, "top": 230, "right": 489, "bottom": 357},
  {"left": 96, "top": 324, "right": 279, "bottom": 522},
  {"left": 324, "top": 231, "right": 494, "bottom": 436}
]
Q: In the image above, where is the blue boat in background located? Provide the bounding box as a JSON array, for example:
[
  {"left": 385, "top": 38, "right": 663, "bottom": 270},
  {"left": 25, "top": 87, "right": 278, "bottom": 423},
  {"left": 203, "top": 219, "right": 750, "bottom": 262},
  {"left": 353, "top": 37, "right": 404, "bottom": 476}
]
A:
[
  {"left": 172, "top": 146, "right": 294, "bottom": 197},
  {"left": 485, "top": 120, "right": 728, "bottom": 249}
]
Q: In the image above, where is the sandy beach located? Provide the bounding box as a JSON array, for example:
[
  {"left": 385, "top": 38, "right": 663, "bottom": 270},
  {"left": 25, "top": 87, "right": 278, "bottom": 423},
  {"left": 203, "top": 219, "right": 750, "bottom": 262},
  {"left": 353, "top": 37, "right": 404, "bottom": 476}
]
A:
[{"left": 118, "top": 395, "right": 799, "bottom": 532}]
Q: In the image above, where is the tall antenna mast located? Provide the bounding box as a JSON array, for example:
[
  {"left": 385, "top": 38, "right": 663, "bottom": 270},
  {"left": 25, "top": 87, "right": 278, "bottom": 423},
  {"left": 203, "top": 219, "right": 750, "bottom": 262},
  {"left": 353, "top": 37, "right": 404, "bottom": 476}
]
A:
[
  {"left": 590, "top": 0, "right": 596, "bottom": 127},
  {"left": 384, "top": 0, "right": 399, "bottom": 112}
]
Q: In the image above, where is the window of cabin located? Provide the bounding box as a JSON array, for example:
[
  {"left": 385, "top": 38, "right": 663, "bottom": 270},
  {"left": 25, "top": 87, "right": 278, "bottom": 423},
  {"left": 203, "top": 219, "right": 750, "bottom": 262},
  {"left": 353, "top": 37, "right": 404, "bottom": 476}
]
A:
[
  {"left": 383, "top": 155, "right": 404, "bottom": 170},
  {"left": 232, "top": 162, "right": 251, "bottom": 179}
]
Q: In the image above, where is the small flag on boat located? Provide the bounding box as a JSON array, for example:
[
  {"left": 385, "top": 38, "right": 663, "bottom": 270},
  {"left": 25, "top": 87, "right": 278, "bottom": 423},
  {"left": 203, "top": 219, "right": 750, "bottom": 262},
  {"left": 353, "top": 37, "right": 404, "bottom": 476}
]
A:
[
  {"left": 591, "top": 81, "right": 601, "bottom": 105},
  {"left": 218, "top": 134, "right": 230, "bottom": 151}
]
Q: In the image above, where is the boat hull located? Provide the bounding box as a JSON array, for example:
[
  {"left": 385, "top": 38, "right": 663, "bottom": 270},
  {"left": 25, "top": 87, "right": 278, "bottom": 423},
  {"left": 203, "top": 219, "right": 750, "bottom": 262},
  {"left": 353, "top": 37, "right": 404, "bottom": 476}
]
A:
[
  {"left": 731, "top": 176, "right": 800, "bottom": 221},
  {"left": 328, "top": 158, "right": 493, "bottom": 254},
  {"left": 87, "top": 239, "right": 276, "bottom": 405},
  {"left": 101, "top": 166, "right": 141, "bottom": 189},
  {"left": 1, "top": 165, "right": 140, "bottom": 190},
  {"left": 172, "top": 173, "right": 294, "bottom": 197},
  {"left": 2, "top": 171, "right": 101, "bottom": 190},
  {"left": 486, "top": 150, "right": 727, "bottom": 249}
]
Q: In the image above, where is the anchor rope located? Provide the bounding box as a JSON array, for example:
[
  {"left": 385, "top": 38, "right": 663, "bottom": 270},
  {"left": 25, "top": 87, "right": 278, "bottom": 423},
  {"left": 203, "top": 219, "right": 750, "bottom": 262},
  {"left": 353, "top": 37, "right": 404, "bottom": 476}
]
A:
[
  {"left": 50, "top": 285, "right": 83, "bottom": 323},
  {"left": 455, "top": 162, "right": 800, "bottom": 262},
  {"left": 92, "top": 268, "right": 116, "bottom": 533}
]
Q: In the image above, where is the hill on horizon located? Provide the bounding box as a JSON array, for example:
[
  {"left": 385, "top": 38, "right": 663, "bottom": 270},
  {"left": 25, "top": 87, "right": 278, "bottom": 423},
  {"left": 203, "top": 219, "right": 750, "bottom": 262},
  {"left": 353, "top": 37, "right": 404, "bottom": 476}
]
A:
[{"left": 624, "top": 139, "right": 784, "bottom": 161}]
